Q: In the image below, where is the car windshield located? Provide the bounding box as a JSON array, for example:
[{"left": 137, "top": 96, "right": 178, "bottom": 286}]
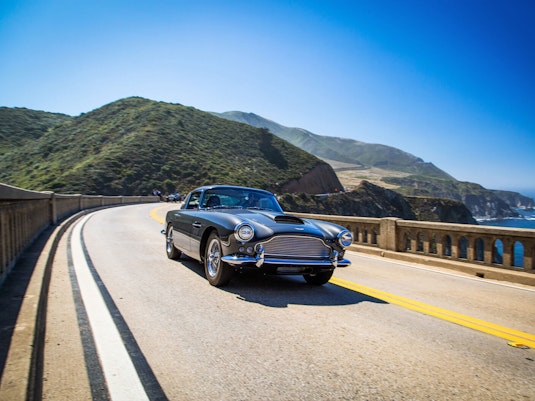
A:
[{"left": 202, "top": 188, "right": 283, "bottom": 212}]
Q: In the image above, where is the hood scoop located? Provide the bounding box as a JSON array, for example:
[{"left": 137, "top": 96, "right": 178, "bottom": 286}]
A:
[{"left": 274, "top": 215, "right": 305, "bottom": 225}]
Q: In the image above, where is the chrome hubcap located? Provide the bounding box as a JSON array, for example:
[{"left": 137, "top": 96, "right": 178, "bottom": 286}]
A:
[{"left": 207, "top": 239, "right": 221, "bottom": 277}]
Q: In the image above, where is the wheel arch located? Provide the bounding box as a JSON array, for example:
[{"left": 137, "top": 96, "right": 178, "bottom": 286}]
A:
[{"left": 199, "top": 226, "right": 218, "bottom": 263}]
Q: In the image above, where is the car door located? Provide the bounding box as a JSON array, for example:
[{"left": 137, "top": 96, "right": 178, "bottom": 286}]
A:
[{"left": 172, "top": 191, "right": 202, "bottom": 254}]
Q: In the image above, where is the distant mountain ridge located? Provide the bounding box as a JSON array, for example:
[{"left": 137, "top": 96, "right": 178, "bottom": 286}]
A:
[
  {"left": 212, "top": 111, "right": 454, "bottom": 179},
  {"left": 213, "top": 111, "right": 532, "bottom": 219}
]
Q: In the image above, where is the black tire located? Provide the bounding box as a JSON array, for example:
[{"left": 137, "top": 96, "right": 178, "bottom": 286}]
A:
[
  {"left": 165, "top": 223, "right": 181, "bottom": 260},
  {"left": 303, "top": 270, "right": 333, "bottom": 285},
  {"left": 204, "top": 232, "right": 233, "bottom": 287}
]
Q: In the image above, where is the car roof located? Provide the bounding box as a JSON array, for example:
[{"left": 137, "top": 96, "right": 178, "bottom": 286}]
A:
[{"left": 192, "top": 185, "right": 275, "bottom": 196}]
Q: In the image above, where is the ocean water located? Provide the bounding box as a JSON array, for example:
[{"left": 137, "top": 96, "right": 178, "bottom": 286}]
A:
[
  {"left": 476, "top": 190, "right": 535, "bottom": 267},
  {"left": 478, "top": 189, "right": 535, "bottom": 230},
  {"left": 479, "top": 208, "right": 535, "bottom": 230}
]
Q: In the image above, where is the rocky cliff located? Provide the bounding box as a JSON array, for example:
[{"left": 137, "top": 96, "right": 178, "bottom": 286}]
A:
[
  {"left": 384, "top": 176, "right": 523, "bottom": 220},
  {"left": 279, "top": 181, "right": 476, "bottom": 224},
  {"left": 280, "top": 163, "right": 343, "bottom": 195},
  {"left": 405, "top": 196, "right": 477, "bottom": 224},
  {"left": 492, "top": 190, "right": 534, "bottom": 210}
]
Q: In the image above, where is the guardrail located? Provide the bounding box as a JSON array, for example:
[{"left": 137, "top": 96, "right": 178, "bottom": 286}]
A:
[
  {"left": 0, "top": 183, "right": 159, "bottom": 287},
  {"left": 291, "top": 213, "right": 535, "bottom": 273}
]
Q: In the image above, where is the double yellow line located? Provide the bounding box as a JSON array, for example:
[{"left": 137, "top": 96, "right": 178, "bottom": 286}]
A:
[{"left": 330, "top": 276, "right": 535, "bottom": 349}]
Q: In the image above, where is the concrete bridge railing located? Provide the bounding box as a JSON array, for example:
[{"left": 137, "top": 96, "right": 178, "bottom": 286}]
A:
[
  {"left": 291, "top": 213, "right": 535, "bottom": 275},
  {"left": 0, "top": 183, "right": 159, "bottom": 287},
  {"left": 2, "top": 181, "right": 534, "bottom": 288}
]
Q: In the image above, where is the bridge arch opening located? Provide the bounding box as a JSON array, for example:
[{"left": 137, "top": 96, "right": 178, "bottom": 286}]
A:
[
  {"left": 493, "top": 239, "right": 503, "bottom": 264},
  {"left": 404, "top": 232, "right": 412, "bottom": 251},
  {"left": 417, "top": 232, "right": 424, "bottom": 252},
  {"left": 459, "top": 236, "right": 468, "bottom": 259},
  {"left": 513, "top": 241, "right": 524, "bottom": 268},
  {"left": 443, "top": 235, "right": 452, "bottom": 256},
  {"left": 371, "top": 229, "right": 378, "bottom": 245},
  {"left": 475, "top": 238, "right": 484, "bottom": 262},
  {"left": 430, "top": 234, "right": 437, "bottom": 254}
]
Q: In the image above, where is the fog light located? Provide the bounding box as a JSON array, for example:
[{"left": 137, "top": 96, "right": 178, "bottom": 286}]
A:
[{"left": 247, "top": 246, "right": 254, "bottom": 254}]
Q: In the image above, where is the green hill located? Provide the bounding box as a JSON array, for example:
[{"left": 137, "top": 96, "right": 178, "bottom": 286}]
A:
[
  {"left": 0, "top": 97, "right": 339, "bottom": 195},
  {"left": 0, "top": 107, "right": 71, "bottom": 153}
]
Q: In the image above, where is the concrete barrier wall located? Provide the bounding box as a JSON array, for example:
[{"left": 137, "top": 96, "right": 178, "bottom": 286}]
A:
[
  {"left": 0, "top": 183, "right": 159, "bottom": 287},
  {"left": 3, "top": 181, "right": 534, "bottom": 288},
  {"left": 291, "top": 213, "right": 535, "bottom": 273}
]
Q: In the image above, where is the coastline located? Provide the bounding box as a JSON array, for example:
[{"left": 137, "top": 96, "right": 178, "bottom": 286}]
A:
[
  {"left": 475, "top": 188, "right": 535, "bottom": 229},
  {"left": 477, "top": 208, "right": 535, "bottom": 230}
]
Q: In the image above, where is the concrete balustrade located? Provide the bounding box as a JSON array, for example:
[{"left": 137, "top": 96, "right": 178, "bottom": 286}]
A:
[
  {"left": 0, "top": 183, "right": 159, "bottom": 287},
  {"left": 2, "top": 181, "right": 534, "bottom": 289},
  {"left": 291, "top": 213, "right": 535, "bottom": 275}
]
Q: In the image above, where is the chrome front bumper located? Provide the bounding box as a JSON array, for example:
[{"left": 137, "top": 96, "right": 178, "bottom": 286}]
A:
[{"left": 221, "top": 245, "right": 351, "bottom": 269}]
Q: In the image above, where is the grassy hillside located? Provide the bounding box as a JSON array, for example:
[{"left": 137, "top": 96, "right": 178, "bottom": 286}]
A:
[
  {"left": 0, "top": 107, "right": 71, "bottom": 153},
  {"left": 0, "top": 98, "right": 329, "bottom": 195}
]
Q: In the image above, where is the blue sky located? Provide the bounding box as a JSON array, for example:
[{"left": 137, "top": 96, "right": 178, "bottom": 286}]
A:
[{"left": 1, "top": 0, "right": 534, "bottom": 194}]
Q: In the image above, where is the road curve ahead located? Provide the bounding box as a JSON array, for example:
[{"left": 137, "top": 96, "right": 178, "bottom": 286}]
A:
[{"left": 43, "top": 204, "right": 535, "bottom": 401}]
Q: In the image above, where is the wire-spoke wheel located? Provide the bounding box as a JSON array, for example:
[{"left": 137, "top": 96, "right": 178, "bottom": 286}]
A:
[{"left": 204, "top": 232, "right": 233, "bottom": 286}]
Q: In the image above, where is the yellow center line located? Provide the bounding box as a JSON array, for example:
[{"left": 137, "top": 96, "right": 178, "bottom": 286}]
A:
[
  {"left": 330, "top": 276, "right": 535, "bottom": 349},
  {"left": 150, "top": 205, "right": 167, "bottom": 225}
]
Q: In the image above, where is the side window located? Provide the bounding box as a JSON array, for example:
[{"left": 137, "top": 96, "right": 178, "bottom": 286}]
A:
[{"left": 186, "top": 191, "right": 201, "bottom": 209}]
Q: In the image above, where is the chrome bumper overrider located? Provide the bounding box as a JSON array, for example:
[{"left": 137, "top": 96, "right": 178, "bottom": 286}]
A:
[{"left": 221, "top": 246, "right": 351, "bottom": 269}]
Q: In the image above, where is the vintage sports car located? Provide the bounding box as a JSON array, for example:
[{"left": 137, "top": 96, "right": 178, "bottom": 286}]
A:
[{"left": 164, "top": 185, "right": 353, "bottom": 287}]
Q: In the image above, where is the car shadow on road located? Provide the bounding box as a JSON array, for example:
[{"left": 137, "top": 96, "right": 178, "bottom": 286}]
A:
[
  {"left": 227, "top": 272, "right": 388, "bottom": 308},
  {"left": 177, "top": 257, "right": 387, "bottom": 308}
]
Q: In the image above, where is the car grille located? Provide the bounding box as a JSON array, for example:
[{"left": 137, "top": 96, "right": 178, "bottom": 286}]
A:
[{"left": 261, "top": 235, "right": 331, "bottom": 259}]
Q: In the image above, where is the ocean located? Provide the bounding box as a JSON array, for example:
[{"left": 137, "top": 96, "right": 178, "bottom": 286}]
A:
[
  {"left": 478, "top": 190, "right": 535, "bottom": 230},
  {"left": 475, "top": 191, "right": 535, "bottom": 266},
  {"left": 479, "top": 208, "right": 535, "bottom": 230}
]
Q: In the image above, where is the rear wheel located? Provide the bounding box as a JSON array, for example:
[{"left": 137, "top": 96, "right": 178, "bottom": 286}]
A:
[
  {"left": 165, "top": 223, "right": 181, "bottom": 260},
  {"left": 204, "top": 232, "right": 233, "bottom": 287},
  {"left": 303, "top": 270, "right": 333, "bottom": 285}
]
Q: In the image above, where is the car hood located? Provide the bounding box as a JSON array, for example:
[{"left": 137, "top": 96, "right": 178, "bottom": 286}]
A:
[{"left": 220, "top": 209, "right": 341, "bottom": 239}]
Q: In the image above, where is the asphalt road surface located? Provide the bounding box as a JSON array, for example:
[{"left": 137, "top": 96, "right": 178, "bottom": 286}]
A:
[{"left": 43, "top": 204, "right": 535, "bottom": 400}]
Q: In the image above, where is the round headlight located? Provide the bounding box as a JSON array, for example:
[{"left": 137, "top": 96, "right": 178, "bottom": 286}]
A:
[
  {"left": 338, "top": 230, "right": 353, "bottom": 247},
  {"left": 235, "top": 223, "right": 254, "bottom": 242}
]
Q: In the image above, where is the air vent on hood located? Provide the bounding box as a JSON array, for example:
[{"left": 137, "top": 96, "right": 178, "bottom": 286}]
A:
[{"left": 274, "top": 215, "right": 305, "bottom": 224}]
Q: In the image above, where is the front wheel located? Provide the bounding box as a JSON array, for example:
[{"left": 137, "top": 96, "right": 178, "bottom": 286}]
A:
[
  {"left": 303, "top": 270, "right": 333, "bottom": 285},
  {"left": 204, "top": 232, "right": 233, "bottom": 287}
]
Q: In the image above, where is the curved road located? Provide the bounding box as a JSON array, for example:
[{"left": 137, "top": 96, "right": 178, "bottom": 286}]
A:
[{"left": 43, "top": 204, "right": 535, "bottom": 400}]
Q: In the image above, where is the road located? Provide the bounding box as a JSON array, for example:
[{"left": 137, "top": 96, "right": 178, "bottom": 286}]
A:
[{"left": 43, "top": 204, "right": 535, "bottom": 400}]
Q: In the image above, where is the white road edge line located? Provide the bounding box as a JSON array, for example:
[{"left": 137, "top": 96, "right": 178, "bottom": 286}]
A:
[{"left": 71, "top": 215, "right": 150, "bottom": 401}]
